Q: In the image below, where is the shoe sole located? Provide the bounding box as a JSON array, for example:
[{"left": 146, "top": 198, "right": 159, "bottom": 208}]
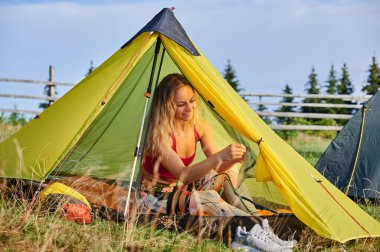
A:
[{"left": 231, "top": 241, "right": 258, "bottom": 252}]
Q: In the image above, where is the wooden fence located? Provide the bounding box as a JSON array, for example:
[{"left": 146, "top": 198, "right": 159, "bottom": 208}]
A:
[
  {"left": 241, "top": 93, "right": 371, "bottom": 131},
  {"left": 0, "top": 67, "right": 373, "bottom": 131},
  {"left": 0, "top": 66, "right": 74, "bottom": 114}
]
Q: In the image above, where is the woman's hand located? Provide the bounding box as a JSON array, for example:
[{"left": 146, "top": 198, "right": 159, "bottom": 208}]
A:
[{"left": 218, "top": 143, "right": 247, "bottom": 163}]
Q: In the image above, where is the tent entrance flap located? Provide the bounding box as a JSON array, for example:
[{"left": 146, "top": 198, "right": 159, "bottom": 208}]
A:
[
  {"left": 54, "top": 41, "right": 183, "bottom": 181},
  {"left": 55, "top": 43, "right": 160, "bottom": 180}
]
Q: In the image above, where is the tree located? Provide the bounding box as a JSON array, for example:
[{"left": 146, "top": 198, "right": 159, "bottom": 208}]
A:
[
  {"left": 275, "top": 84, "right": 298, "bottom": 139},
  {"left": 7, "top": 107, "right": 27, "bottom": 126},
  {"left": 302, "top": 67, "right": 322, "bottom": 123},
  {"left": 276, "top": 84, "right": 295, "bottom": 124},
  {"left": 362, "top": 56, "right": 380, "bottom": 95},
  {"left": 324, "top": 65, "right": 338, "bottom": 115},
  {"left": 223, "top": 59, "right": 242, "bottom": 93},
  {"left": 337, "top": 63, "right": 355, "bottom": 116},
  {"left": 257, "top": 102, "right": 271, "bottom": 124}
]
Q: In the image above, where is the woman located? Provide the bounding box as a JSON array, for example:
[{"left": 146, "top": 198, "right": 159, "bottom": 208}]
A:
[{"left": 140, "top": 73, "right": 254, "bottom": 216}]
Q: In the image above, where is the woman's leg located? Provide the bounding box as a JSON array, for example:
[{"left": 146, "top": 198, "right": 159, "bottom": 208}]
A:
[
  {"left": 201, "top": 169, "right": 257, "bottom": 214},
  {"left": 189, "top": 190, "right": 250, "bottom": 216}
]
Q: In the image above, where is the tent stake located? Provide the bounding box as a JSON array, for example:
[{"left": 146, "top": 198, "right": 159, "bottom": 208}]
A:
[{"left": 124, "top": 37, "right": 161, "bottom": 217}]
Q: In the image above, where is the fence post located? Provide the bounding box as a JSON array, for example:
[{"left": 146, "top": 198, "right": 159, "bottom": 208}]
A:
[{"left": 48, "top": 65, "right": 56, "bottom": 106}]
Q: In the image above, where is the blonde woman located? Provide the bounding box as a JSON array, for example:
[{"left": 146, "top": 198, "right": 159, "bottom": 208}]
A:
[{"left": 140, "top": 73, "right": 253, "bottom": 216}]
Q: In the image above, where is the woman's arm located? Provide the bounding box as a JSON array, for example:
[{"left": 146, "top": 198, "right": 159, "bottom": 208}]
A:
[
  {"left": 198, "top": 120, "right": 244, "bottom": 174},
  {"left": 158, "top": 141, "right": 246, "bottom": 185}
]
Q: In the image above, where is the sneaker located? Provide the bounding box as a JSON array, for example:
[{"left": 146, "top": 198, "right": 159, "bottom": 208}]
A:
[
  {"left": 247, "top": 224, "right": 291, "bottom": 252},
  {"left": 261, "top": 219, "right": 297, "bottom": 249},
  {"left": 231, "top": 226, "right": 258, "bottom": 252}
]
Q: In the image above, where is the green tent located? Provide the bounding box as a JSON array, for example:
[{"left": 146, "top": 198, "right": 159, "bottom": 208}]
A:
[
  {"left": 0, "top": 8, "right": 379, "bottom": 243},
  {"left": 316, "top": 90, "right": 380, "bottom": 200}
]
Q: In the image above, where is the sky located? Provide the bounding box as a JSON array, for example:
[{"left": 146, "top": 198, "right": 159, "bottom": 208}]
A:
[{"left": 0, "top": 0, "right": 379, "bottom": 114}]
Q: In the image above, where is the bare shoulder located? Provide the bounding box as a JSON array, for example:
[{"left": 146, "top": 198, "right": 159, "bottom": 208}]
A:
[
  {"left": 196, "top": 119, "right": 212, "bottom": 139},
  {"left": 156, "top": 141, "right": 173, "bottom": 157}
]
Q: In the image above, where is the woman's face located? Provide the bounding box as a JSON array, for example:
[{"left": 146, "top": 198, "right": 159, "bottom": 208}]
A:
[{"left": 173, "top": 85, "right": 196, "bottom": 121}]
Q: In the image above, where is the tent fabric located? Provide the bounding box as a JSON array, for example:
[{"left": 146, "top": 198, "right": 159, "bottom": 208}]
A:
[
  {"left": 0, "top": 8, "right": 379, "bottom": 243},
  {"left": 161, "top": 35, "right": 380, "bottom": 242},
  {"left": 121, "top": 8, "right": 200, "bottom": 56},
  {"left": 316, "top": 90, "right": 380, "bottom": 200},
  {"left": 0, "top": 32, "right": 155, "bottom": 180}
]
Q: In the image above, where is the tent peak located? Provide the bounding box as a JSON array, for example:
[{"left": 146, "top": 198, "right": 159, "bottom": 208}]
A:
[{"left": 121, "top": 8, "right": 200, "bottom": 56}]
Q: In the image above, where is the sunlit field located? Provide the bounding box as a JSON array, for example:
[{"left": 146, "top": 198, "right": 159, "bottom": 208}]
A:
[{"left": 1, "top": 123, "right": 379, "bottom": 251}]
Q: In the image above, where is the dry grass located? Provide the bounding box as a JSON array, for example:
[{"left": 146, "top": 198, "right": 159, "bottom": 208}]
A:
[
  {"left": 0, "top": 122, "right": 22, "bottom": 143},
  {"left": 0, "top": 188, "right": 228, "bottom": 251},
  {"left": 0, "top": 190, "right": 379, "bottom": 251}
]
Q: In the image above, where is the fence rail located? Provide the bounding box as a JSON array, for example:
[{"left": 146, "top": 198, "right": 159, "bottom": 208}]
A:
[
  {"left": 241, "top": 92, "right": 372, "bottom": 101},
  {"left": 0, "top": 93, "right": 52, "bottom": 101},
  {"left": 0, "top": 67, "right": 373, "bottom": 131},
  {"left": 0, "top": 77, "right": 75, "bottom": 87},
  {"left": 257, "top": 111, "right": 353, "bottom": 120},
  {"left": 249, "top": 101, "right": 362, "bottom": 109},
  {"left": 269, "top": 124, "right": 343, "bottom": 131}
]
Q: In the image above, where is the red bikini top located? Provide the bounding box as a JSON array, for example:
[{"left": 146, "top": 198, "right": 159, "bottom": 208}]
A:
[{"left": 143, "top": 127, "right": 200, "bottom": 182}]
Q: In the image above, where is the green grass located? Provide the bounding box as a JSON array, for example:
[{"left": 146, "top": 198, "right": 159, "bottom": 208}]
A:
[{"left": 285, "top": 133, "right": 333, "bottom": 166}]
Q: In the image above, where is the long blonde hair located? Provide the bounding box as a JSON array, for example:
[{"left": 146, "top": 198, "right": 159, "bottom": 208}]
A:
[{"left": 145, "top": 73, "right": 199, "bottom": 157}]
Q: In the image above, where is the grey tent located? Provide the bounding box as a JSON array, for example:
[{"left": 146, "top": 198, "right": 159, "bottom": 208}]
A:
[{"left": 315, "top": 90, "right": 380, "bottom": 200}]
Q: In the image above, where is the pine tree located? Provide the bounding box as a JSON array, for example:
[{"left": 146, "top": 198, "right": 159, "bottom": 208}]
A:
[
  {"left": 302, "top": 67, "right": 322, "bottom": 123},
  {"left": 337, "top": 63, "right": 355, "bottom": 116},
  {"left": 324, "top": 65, "right": 338, "bottom": 115},
  {"left": 257, "top": 102, "right": 271, "bottom": 124},
  {"left": 223, "top": 59, "right": 241, "bottom": 93},
  {"left": 362, "top": 56, "right": 380, "bottom": 95},
  {"left": 276, "top": 84, "right": 294, "bottom": 124},
  {"left": 338, "top": 63, "right": 354, "bottom": 95},
  {"left": 326, "top": 65, "right": 338, "bottom": 95}
]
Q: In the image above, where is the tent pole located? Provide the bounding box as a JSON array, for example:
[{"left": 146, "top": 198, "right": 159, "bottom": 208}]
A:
[
  {"left": 345, "top": 105, "right": 368, "bottom": 195},
  {"left": 124, "top": 37, "right": 162, "bottom": 217},
  {"left": 135, "top": 47, "right": 166, "bottom": 193}
]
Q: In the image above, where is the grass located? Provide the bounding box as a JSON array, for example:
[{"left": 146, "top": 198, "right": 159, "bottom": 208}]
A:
[
  {"left": 0, "top": 122, "right": 380, "bottom": 251},
  {"left": 0, "top": 122, "right": 22, "bottom": 143},
  {"left": 0, "top": 192, "right": 228, "bottom": 251},
  {"left": 1, "top": 188, "right": 379, "bottom": 251},
  {"left": 285, "top": 132, "right": 333, "bottom": 166}
]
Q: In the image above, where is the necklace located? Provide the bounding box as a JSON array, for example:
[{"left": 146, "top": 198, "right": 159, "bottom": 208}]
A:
[
  {"left": 174, "top": 124, "right": 191, "bottom": 137},
  {"left": 176, "top": 130, "right": 185, "bottom": 137}
]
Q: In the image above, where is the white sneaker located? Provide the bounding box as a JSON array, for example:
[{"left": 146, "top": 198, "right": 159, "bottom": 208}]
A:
[
  {"left": 231, "top": 226, "right": 259, "bottom": 252},
  {"left": 247, "top": 224, "right": 291, "bottom": 252},
  {"left": 261, "top": 219, "right": 297, "bottom": 249}
]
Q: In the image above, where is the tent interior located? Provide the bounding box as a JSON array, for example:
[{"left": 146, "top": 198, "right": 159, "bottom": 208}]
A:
[{"left": 53, "top": 43, "right": 288, "bottom": 211}]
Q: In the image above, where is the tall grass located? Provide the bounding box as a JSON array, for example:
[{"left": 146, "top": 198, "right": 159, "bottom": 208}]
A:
[
  {"left": 0, "top": 122, "right": 22, "bottom": 143},
  {"left": 0, "top": 189, "right": 228, "bottom": 251},
  {"left": 0, "top": 124, "right": 379, "bottom": 251}
]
